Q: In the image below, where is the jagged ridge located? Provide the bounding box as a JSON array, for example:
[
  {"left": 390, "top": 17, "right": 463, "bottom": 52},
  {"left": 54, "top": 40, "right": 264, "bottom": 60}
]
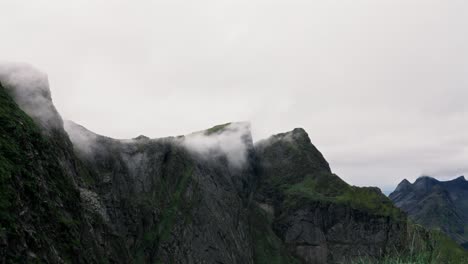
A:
[
  {"left": 390, "top": 176, "right": 468, "bottom": 249},
  {"left": 1, "top": 66, "right": 467, "bottom": 263}
]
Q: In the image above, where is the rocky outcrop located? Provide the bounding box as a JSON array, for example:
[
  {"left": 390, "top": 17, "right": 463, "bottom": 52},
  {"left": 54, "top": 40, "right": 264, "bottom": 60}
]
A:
[
  {"left": 0, "top": 64, "right": 63, "bottom": 130},
  {"left": 254, "top": 128, "right": 407, "bottom": 263},
  {"left": 0, "top": 65, "right": 411, "bottom": 263},
  {"left": 0, "top": 78, "right": 128, "bottom": 263},
  {"left": 390, "top": 176, "right": 468, "bottom": 249},
  {"left": 66, "top": 121, "right": 256, "bottom": 264},
  {"left": 273, "top": 201, "right": 406, "bottom": 263}
]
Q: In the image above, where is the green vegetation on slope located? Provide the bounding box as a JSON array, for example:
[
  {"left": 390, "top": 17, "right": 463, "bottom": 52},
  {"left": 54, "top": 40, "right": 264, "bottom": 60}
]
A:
[
  {"left": 205, "top": 122, "right": 232, "bottom": 135},
  {"left": 134, "top": 158, "right": 195, "bottom": 264},
  {"left": 0, "top": 84, "right": 41, "bottom": 227},
  {"left": 250, "top": 205, "right": 300, "bottom": 264},
  {"left": 352, "top": 224, "right": 468, "bottom": 264},
  {"left": 284, "top": 172, "right": 404, "bottom": 219},
  {"left": 257, "top": 129, "right": 402, "bottom": 219},
  {"left": 0, "top": 83, "right": 95, "bottom": 261}
]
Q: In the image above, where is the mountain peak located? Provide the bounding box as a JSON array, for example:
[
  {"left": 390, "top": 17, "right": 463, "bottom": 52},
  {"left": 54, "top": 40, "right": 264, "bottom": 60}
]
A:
[
  {"left": 203, "top": 121, "right": 251, "bottom": 136},
  {"left": 394, "top": 179, "right": 412, "bottom": 192},
  {"left": 291, "top": 127, "right": 307, "bottom": 135},
  {"left": 261, "top": 127, "right": 311, "bottom": 145},
  {"left": 133, "top": 135, "right": 150, "bottom": 141},
  {"left": 414, "top": 175, "right": 439, "bottom": 184},
  {"left": 255, "top": 127, "right": 331, "bottom": 175},
  {"left": 0, "top": 63, "right": 63, "bottom": 130},
  {"left": 413, "top": 176, "right": 439, "bottom": 192},
  {"left": 401, "top": 179, "right": 411, "bottom": 184},
  {"left": 390, "top": 174, "right": 468, "bottom": 249},
  {"left": 453, "top": 175, "right": 466, "bottom": 182},
  {"left": 181, "top": 121, "right": 253, "bottom": 168}
]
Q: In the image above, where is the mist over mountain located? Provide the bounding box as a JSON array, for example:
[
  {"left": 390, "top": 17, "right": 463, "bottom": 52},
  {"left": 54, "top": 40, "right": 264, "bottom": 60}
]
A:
[
  {"left": 1, "top": 65, "right": 467, "bottom": 263},
  {"left": 4, "top": 1, "right": 468, "bottom": 191}
]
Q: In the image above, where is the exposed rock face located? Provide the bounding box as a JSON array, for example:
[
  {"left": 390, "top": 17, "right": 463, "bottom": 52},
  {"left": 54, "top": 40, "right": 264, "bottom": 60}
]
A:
[
  {"left": 274, "top": 202, "right": 407, "bottom": 263},
  {"left": 66, "top": 121, "right": 256, "bottom": 264},
  {"left": 0, "top": 66, "right": 409, "bottom": 263},
  {"left": 390, "top": 176, "right": 468, "bottom": 249},
  {"left": 255, "top": 129, "right": 406, "bottom": 263},
  {"left": 0, "top": 81, "right": 129, "bottom": 263},
  {"left": 0, "top": 64, "right": 63, "bottom": 130}
]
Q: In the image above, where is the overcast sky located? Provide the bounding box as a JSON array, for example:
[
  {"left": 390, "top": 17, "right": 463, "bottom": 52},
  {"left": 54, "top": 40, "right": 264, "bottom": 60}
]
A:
[{"left": 1, "top": 0, "right": 467, "bottom": 192}]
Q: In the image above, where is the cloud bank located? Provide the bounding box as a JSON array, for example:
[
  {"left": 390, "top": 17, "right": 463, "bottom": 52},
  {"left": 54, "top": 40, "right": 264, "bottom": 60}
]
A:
[
  {"left": 0, "top": 63, "right": 63, "bottom": 130},
  {"left": 181, "top": 122, "right": 252, "bottom": 168},
  {"left": 64, "top": 120, "right": 99, "bottom": 155}
]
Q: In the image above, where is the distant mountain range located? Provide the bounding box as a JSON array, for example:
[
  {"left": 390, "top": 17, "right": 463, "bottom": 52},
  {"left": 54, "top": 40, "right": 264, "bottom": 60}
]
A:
[{"left": 390, "top": 176, "right": 468, "bottom": 249}]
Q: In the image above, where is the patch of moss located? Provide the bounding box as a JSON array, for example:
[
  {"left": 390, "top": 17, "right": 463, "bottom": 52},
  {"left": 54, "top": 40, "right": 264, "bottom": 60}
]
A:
[
  {"left": 204, "top": 122, "right": 231, "bottom": 135},
  {"left": 0, "top": 84, "right": 91, "bottom": 261},
  {"left": 157, "top": 166, "right": 193, "bottom": 242},
  {"left": 256, "top": 131, "right": 332, "bottom": 204},
  {"left": 283, "top": 172, "right": 404, "bottom": 219},
  {"left": 250, "top": 205, "right": 300, "bottom": 264},
  {"left": 431, "top": 230, "right": 468, "bottom": 263},
  {"left": 353, "top": 223, "right": 468, "bottom": 264},
  {"left": 135, "top": 162, "right": 194, "bottom": 264},
  {"left": 0, "top": 85, "right": 39, "bottom": 227}
]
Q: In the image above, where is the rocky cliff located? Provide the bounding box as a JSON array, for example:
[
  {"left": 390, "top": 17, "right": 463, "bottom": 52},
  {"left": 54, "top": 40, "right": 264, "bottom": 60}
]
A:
[
  {"left": 390, "top": 176, "right": 468, "bottom": 249},
  {"left": 65, "top": 121, "right": 256, "bottom": 264},
  {"left": 253, "top": 129, "right": 406, "bottom": 263},
  {"left": 0, "top": 65, "right": 453, "bottom": 263},
  {"left": 0, "top": 66, "right": 127, "bottom": 263}
]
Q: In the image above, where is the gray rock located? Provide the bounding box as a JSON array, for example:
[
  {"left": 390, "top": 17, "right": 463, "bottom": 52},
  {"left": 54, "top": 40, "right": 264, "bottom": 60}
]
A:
[{"left": 390, "top": 176, "right": 468, "bottom": 248}]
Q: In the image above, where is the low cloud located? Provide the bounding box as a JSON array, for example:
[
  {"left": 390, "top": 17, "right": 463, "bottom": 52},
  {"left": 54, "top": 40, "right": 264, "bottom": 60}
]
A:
[
  {"left": 0, "top": 63, "right": 63, "bottom": 130},
  {"left": 2, "top": 1, "right": 467, "bottom": 192},
  {"left": 180, "top": 122, "right": 252, "bottom": 168},
  {"left": 64, "top": 120, "right": 99, "bottom": 156}
]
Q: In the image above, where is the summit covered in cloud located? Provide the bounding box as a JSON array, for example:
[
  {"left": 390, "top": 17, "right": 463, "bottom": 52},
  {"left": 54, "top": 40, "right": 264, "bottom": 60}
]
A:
[{"left": 0, "top": 63, "right": 63, "bottom": 130}]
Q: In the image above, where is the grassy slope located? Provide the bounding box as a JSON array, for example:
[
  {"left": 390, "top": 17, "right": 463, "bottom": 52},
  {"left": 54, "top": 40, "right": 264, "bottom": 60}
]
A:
[
  {"left": 284, "top": 172, "right": 404, "bottom": 219},
  {"left": 205, "top": 122, "right": 232, "bottom": 135},
  {"left": 353, "top": 224, "right": 468, "bottom": 264},
  {"left": 256, "top": 129, "right": 468, "bottom": 263},
  {"left": 134, "top": 163, "right": 194, "bottom": 264},
  {"left": 257, "top": 131, "right": 403, "bottom": 219},
  {"left": 0, "top": 83, "right": 93, "bottom": 262},
  {"left": 3, "top": 81, "right": 467, "bottom": 263},
  {"left": 250, "top": 206, "right": 300, "bottom": 264}
]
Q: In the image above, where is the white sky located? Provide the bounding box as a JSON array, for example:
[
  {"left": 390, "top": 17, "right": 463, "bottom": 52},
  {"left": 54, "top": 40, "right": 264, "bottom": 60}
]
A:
[{"left": 1, "top": 0, "right": 468, "bottom": 192}]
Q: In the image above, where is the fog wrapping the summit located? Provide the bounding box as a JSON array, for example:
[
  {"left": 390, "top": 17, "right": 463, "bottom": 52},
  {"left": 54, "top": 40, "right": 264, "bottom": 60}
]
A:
[
  {"left": 63, "top": 118, "right": 253, "bottom": 170},
  {"left": 0, "top": 63, "right": 63, "bottom": 130},
  {"left": 180, "top": 122, "right": 252, "bottom": 168},
  {"left": 1, "top": 1, "right": 468, "bottom": 190},
  {"left": 64, "top": 120, "right": 99, "bottom": 155}
]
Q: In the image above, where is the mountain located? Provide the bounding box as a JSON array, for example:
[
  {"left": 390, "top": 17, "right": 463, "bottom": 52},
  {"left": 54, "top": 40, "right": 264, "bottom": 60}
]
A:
[
  {"left": 253, "top": 128, "right": 407, "bottom": 263},
  {"left": 390, "top": 176, "right": 468, "bottom": 249},
  {"left": 0, "top": 66, "right": 128, "bottom": 262},
  {"left": 1, "top": 65, "right": 467, "bottom": 263}
]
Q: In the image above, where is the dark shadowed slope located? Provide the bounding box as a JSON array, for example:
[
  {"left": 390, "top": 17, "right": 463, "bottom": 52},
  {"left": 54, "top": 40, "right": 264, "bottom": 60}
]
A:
[
  {"left": 0, "top": 81, "right": 129, "bottom": 262},
  {"left": 390, "top": 176, "right": 468, "bottom": 249},
  {"left": 64, "top": 120, "right": 258, "bottom": 264},
  {"left": 253, "top": 128, "right": 407, "bottom": 263},
  {"left": 1, "top": 65, "right": 467, "bottom": 263}
]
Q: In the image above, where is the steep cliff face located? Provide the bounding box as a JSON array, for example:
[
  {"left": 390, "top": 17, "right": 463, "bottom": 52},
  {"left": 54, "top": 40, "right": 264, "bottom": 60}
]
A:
[
  {"left": 66, "top": 121, "right": 256, "bottom": 264},
  {"left": 390, "top": 176, "right": 468, "bottom": 249},
  {"left": 0, "top": 65, "right": 427, "bottom": 263},
  {"left": 0, "top": 75, "right": 127, "bottom": 263},
  {"left": 254, "top": 128, "right": 406, "bottom": 263}
]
